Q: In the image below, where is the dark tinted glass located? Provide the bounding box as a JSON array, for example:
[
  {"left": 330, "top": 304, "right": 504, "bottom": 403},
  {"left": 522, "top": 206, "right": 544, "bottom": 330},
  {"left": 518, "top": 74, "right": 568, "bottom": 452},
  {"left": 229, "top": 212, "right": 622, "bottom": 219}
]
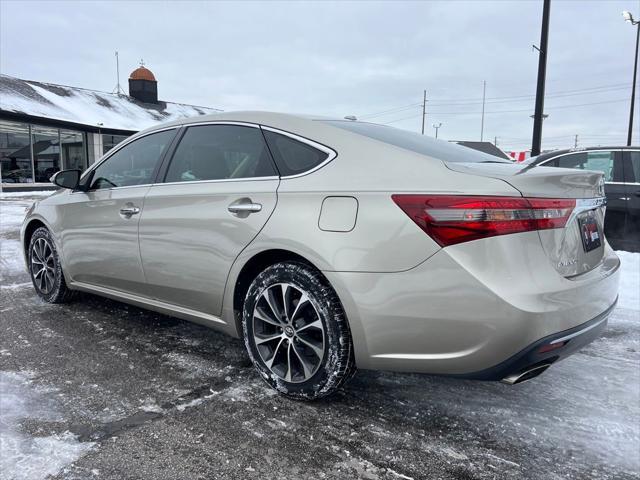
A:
[
  {"left": 554, "top": 151, "right": 616, "bottom": 181},
  {"left": 626, "top": 151, "right": 640, "bottom": 183},
  {"left": 165, "top": 125, "right": 276, "bottom": 183},
  {"left": 263, "top": 130, "right": 329, "bottom": 176},
  {"left": 90, "top": 129, "right": 176, "bottom": 190},
  {"left": 322, "top": 120, "right": 509, "bottom": 163}
]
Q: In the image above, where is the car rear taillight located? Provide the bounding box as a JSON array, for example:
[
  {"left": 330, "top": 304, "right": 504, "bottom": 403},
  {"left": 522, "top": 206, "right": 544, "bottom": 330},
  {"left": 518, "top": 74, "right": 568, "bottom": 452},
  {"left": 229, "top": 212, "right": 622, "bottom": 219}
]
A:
[{"left": 392, "top": 195, "right": 575, "bottom": 247}]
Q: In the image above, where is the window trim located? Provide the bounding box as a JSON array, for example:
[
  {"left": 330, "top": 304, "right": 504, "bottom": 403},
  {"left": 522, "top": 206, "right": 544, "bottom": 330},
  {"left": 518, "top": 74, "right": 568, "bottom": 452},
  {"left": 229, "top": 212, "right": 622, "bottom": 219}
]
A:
[
  {"left": 537, "top": 149, "right": 625, "bottom": 184},
  {"left": 260, "top": 125, "right": 337, "bottom": 179},
  {"left": 72, "top": 126, "right": 179, "bottom": 194}
]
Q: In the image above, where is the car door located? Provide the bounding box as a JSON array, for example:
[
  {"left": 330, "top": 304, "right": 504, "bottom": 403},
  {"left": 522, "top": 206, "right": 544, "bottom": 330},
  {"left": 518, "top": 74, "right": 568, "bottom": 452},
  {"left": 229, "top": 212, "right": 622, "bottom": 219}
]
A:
[
  {"left": 622, "top": 149, "right": 640, "bottom": 251},
  {"left": 137, "top": 123, "right": 279, "bottom": 317},
  {"left": 58, "top": 128, "right": 178, "bottom": 294},
  {"left": 549, "top": 150, "right": 626, "bottom": 244}
]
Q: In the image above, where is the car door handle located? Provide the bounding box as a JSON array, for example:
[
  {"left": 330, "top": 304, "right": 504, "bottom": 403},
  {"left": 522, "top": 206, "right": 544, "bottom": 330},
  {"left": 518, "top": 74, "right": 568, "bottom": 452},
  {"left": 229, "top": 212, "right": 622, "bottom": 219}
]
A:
[
  {"left": 228, "top": 203, "right": 262, "bottom": 213},
  {"left": 228, "top": 199, "right": 262, "bottom": 217},
  {"left": 119, "top": 205, "right": 141, "bottom": 218}
]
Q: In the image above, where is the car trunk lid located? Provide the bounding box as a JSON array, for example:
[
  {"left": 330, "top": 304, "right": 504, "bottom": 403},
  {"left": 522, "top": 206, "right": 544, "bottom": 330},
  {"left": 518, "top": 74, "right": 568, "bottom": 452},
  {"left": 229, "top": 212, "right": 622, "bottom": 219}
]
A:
[{"left": 444, "top": 161, "right": 607, "bottom": 277}]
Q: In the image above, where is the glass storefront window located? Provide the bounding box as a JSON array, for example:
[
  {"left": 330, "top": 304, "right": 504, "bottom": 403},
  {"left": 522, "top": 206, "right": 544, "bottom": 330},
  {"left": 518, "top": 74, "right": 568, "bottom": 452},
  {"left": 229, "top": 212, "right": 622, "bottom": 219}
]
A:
[
  {"left": 32, "top": 126, "right": 60, "bottom": 183},
  {"left": 60, "top": 130, "right": 87, "bottom": 171},
  {"left": 103, "top": 134, "right": 128, "bottom": 154},
  {"left": 0, "top": 120, "right": 33, "bottom": 183}
]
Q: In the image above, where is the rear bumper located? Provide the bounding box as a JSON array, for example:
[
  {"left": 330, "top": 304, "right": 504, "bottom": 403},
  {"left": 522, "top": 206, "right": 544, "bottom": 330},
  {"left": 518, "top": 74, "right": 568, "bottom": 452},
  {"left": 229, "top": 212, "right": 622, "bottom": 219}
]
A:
[
  {"left": 324, "top": 231, "right": 620, "bottom": 375},
  {"left": 458, "top": 299, "right": 615, "bottom": 381}
]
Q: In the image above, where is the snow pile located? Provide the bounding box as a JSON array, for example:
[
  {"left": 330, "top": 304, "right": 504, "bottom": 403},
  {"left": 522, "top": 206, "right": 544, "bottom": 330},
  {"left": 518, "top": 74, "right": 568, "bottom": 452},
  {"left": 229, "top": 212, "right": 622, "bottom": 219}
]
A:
[
  {"left": 616, "top": 250, "right": 639, "bottom": 311},
  {"left": 0, "top": 372, "right": 93, "bottom": 480},
  {"left": 0, "top": 74, "right": 221, "bottom": 132}
]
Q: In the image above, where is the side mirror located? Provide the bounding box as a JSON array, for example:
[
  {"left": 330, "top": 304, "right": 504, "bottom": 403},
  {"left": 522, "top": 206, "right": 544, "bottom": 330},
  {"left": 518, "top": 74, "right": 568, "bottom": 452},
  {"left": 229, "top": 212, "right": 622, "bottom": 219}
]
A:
[{"left": 51, "top": 169, "right": 81, "bottom": 189}]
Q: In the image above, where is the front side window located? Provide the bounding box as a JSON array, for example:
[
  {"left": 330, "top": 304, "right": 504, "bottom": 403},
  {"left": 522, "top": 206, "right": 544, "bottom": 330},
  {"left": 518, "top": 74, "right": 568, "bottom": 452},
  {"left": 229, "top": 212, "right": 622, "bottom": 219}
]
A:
[
  {"left": 553, "top": 151, "right": 617, "bottom": 182},
  {"left": 164, "top": 125, "right": 276, "bottom": 183},
  {"left": 262, "top": 130, "right": 329, "bottom": 176},
  {"left": 90, "top": 129, "right": 176, "bottom": 190}
]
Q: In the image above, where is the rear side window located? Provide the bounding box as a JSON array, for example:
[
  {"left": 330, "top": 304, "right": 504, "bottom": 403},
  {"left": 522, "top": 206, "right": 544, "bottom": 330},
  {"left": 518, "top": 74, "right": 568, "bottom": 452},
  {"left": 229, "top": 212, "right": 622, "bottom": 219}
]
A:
[
  {"left": 552, "top": 151, "right": 619, "bottom": 182},
  {"left": 90, "top": 129, "right": 176, "bottom": 190},
  {"left": 164, "top": 125, "right": 276, "bottom": 183},
  {"left": 262, "top": 130, "right": 329, "bottom": 176}
]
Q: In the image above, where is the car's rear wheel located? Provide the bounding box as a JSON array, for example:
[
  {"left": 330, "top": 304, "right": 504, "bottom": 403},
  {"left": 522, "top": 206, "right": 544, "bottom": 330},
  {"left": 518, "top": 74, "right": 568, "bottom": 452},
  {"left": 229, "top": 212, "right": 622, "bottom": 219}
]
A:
[
  {"left": 28, "top": 227, "right": 74, "bottom": 303},
  {"left": 242, "top": 261, "right": 355, "bottom": 400}
]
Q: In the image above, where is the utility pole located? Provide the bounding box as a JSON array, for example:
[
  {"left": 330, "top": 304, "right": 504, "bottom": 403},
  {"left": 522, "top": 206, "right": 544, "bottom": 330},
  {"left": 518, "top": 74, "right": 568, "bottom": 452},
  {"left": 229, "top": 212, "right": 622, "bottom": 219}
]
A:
[
  {"left": 494, "top": 136, "right": 497, "bottom": 146},
  {"left": 433, "top": 122, "right": 442, "bottom": 139},
  {"left": 421, "top": 90, "right": 427, "bottom": 135},
  {"left": 531, "top": 0, "right": 551, "bottom": 156},
  {"left": 574, "top": 134, "right": 578, "bottom": 148},
  {"left": 480, "top": 80, "right": 486, "bottom": 141},
  {"left": 623, "top": 11, "right": 639, "bottom": 146}
]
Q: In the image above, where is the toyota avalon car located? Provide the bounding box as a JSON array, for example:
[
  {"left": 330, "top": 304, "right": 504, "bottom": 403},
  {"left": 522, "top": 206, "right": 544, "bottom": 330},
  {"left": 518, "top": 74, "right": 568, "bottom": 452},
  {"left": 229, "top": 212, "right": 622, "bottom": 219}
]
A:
[{"left": 21, "top": 112, "right": 620, "bottom": 399}]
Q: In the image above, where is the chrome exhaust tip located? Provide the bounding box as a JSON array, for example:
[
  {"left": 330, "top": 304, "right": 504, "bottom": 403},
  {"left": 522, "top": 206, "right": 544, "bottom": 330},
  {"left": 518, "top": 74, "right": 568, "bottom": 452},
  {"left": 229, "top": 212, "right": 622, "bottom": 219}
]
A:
[{"left": 501, "top": 363, "right": 552, "bottom": 385}]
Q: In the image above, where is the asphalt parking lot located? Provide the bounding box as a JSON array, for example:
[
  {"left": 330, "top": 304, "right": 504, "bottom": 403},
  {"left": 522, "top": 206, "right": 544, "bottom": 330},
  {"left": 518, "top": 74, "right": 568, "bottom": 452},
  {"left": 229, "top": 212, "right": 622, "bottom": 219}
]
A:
[{"left": 1, "top": 193, "right": 639, "bottom": 480}]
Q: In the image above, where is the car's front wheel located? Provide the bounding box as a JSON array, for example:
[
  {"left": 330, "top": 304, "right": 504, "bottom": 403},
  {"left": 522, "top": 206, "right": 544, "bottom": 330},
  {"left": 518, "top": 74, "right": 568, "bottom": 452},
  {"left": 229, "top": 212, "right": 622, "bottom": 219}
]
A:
[
  {"left": 28, "top": 226, "right": 74, "bottom": 303},
  {"left": 242, "top": 261, "right": 355, "bottom": 400}
]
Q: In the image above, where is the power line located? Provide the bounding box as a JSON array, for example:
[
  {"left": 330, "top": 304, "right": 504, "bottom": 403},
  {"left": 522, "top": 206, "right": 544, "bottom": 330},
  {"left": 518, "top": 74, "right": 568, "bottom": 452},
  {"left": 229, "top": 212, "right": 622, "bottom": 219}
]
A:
[
  {"left": 381, "top": 98, "right": 628, "bottom": 124},
  {"left": 359, "top": 82, "right": 635, "bottom": 118}
]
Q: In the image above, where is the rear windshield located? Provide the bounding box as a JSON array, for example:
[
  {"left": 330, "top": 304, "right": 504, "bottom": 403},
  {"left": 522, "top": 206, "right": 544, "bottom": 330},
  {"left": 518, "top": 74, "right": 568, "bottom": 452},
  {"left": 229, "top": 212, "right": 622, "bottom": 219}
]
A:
[{"left": 322, "top": 120, "right": 510, "bottom": 163}]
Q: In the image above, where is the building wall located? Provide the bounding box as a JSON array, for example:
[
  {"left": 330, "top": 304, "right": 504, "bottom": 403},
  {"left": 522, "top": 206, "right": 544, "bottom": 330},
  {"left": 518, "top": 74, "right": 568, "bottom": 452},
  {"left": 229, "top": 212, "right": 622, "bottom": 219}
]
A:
[{"left": 0, "top": 118, "right": 130, "bottom": 184}]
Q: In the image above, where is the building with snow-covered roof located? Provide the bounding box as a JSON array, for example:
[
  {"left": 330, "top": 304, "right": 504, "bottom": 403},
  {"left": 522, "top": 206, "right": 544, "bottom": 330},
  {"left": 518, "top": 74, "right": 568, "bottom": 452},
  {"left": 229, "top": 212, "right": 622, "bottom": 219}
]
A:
[{"left": 0, "top": 65, "right": 221, "bottom": 185}]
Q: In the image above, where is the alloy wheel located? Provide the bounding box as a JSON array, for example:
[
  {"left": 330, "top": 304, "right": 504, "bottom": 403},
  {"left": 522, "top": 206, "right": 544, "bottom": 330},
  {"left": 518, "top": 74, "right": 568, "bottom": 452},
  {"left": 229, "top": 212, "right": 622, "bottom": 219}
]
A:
[
  {"left": 252, "top": 283, "right": 326, "bottom": 383},
  {"left": 30, "top": 237, "right": 56, "bottom": 294}
]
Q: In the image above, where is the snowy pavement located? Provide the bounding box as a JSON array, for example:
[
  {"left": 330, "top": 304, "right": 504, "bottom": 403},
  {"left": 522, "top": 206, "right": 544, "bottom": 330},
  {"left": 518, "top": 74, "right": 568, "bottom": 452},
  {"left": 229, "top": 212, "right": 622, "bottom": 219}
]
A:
[{"left": 0, "top": 192, "right": 638, "bottom": 480}]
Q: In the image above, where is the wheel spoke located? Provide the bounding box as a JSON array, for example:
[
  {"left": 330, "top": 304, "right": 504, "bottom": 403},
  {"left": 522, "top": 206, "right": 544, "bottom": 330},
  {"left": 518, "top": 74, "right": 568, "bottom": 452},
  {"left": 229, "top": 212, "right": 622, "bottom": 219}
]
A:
[
  {"left": 263, "top": 289, "right": 282, "bottom": 322},
  {"left": 292, "top": 342, "right": 313, "bottom": 379},
  {"left": 39, "top": 269, "right": 47, "bottom": 290},
  {"left": 254, "top": 306, "right": 282, "bottom": 327},
  {"left": 297, "top": 336, "right": 324, "bottom": 358},
  {"left": 264, "top": 337, "right": 286, "bottom": 369},
  {"left": 284, "top": 342, "right": 293, "bottom": 382},
  {"left": 254, "top": 332, "right": 282, "bottom": 345},
  {"left": 289, "top": 293, "right": 309, "bottom": 322},
  {"left": 296, "top": 318, "right": 322, "bottom": 333},
  {"left": 281, "top": 284, "right": 289, "bottom": 320},
  {"left": 44, "top": 271, "right": 54, "bottom": 292}
]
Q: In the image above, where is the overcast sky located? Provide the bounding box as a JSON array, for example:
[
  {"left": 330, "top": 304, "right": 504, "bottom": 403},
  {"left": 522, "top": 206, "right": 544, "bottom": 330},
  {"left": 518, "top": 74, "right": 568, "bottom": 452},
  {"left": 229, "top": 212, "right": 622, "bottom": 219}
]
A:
[{"left": 1, "top": 0, "right": 638, "bottom": 151}]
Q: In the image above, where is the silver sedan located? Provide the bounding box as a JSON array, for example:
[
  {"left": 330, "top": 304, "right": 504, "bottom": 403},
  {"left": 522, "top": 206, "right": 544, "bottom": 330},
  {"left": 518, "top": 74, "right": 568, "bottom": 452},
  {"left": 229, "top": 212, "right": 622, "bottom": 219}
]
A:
[{"left": 21, "top": 112, "right": 620, "bottom": 399}]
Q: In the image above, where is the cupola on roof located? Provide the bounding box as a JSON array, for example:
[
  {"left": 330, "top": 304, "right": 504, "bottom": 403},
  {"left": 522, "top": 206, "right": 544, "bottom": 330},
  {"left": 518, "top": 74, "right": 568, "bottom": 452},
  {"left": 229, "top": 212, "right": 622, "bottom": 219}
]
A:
[{"left": 129, "top": 65, "right": 156, "bottom": 82}]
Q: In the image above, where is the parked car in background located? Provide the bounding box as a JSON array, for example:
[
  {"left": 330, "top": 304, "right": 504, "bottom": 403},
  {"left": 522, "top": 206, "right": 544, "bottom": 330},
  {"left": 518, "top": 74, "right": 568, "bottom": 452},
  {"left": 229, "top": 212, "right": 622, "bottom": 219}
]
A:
[
  {"left": 21, "top": 113, "right": 620, "bottom": 399},
  {"left": 528, "top": 146, "right": 640, "bottom": 252}
]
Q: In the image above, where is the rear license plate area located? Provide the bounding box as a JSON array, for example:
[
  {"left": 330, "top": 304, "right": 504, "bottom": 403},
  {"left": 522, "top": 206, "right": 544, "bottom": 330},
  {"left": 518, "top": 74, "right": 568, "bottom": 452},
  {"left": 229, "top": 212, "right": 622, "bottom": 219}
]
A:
[{"left": 578, "top": 213, "right": 601, "bottom": 252}]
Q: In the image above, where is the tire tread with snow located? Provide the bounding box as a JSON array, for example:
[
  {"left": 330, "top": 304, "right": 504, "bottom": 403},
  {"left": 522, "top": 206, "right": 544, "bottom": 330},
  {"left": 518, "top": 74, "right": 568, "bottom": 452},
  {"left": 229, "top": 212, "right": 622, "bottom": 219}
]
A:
[
  {"left": 28, "top": 227, "right": 75, "bottom": 304},
  {"left": 242, "top": 261, "right": 356, "bottom": 400}
]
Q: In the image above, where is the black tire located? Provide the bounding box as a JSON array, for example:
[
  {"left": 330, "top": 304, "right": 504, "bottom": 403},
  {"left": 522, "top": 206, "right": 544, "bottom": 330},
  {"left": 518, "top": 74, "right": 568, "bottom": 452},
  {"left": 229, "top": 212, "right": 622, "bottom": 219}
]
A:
[
  {"left": 27, "top": 227, "right": 75, "bottom": 303},
  {"left": 242, "top": 261, "right": 355, "bottom": 400}
]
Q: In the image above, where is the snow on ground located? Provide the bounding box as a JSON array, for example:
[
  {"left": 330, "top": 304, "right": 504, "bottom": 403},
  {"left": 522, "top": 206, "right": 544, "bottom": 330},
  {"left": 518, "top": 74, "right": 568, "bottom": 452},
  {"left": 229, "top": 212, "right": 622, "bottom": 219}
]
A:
[
  {"left": 617, "top": 250, "right": 640, "bottom": 311},
  {"left": 0, "top": 194, "right": 638, "bottom": 479},
  {"left": 0, "top": 372, "right": 93, "bottom": 480}
]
